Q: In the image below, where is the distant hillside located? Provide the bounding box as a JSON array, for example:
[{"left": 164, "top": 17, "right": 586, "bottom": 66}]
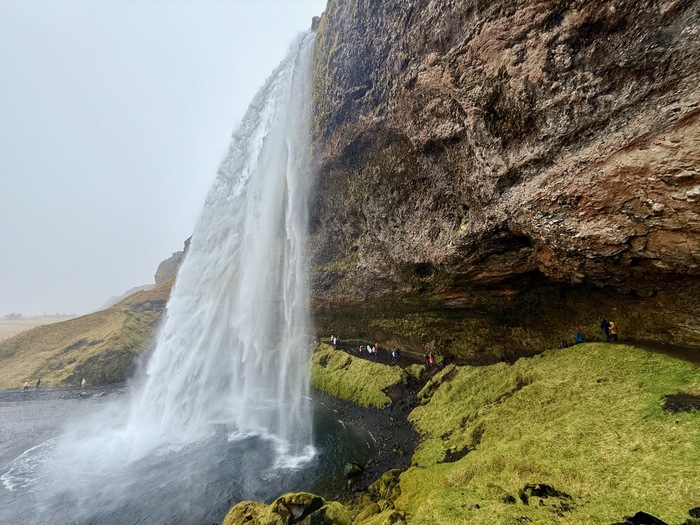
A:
[
  {"left": 0, "top": 279, "right": 173, "bottom": 390},
  {"left": 101, "top": 284, "right": 155, "bottom": 310}
]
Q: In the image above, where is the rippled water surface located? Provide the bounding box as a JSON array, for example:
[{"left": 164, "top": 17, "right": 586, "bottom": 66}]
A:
[{"left": 0, "top": 389, "right": 372, "bottom": 525}]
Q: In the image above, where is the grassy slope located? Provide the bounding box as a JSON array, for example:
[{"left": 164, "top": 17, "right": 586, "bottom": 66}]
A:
[
  {"left": 398, "top": 343, "right": 700, "bottom": 524},
  {"left": 0, "top": 280, "right": 172, "bottom": 389},
  {"left": 311, "top": 344, "right": 407, "bottom": 408}
]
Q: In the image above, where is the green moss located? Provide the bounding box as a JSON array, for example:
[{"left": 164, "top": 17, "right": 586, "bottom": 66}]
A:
[
  {"left": 394, "top": 344, "right": 700, "bottom": 524},
  {"left": 316, "top": 251, "right": 360, "bottom": 273},
  {"left": 311, "top": 346, "right": 407, "bottom": 408},
  {"left": 223, "top": 500, "right": 285, "bottom": 525},
  {"left": 405, "top": 364, "right": 425, "bottom": 381}
]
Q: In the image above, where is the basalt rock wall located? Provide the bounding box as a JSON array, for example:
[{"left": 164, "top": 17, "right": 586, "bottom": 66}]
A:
[{"left": 308, "top": 0, "right": 700, "bottom": 355}]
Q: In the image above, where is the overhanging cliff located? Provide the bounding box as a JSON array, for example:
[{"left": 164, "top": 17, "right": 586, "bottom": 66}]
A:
[{"left": 309, "top": 0, "right": 700, "bottom": 356}]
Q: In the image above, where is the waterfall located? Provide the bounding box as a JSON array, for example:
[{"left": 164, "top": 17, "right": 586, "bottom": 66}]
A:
[
  {"left": 125, "top": 31, "right": 316, "bottom": 461},
  {"left": 0, "top": 30, "right": 366, "bottom": 525}
]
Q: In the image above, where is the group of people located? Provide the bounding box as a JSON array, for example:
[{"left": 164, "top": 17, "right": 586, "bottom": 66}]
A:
[
  {"left": 600, "top": 319, "right": 619, "bottom": 341},
  {"left": 22, "top": 378, "right": 39, "bottom": 391},
  {"left": 359, "top": 342, "right": 380, "bottom": 359},
  {"left": 21, "top": 377, "right": 86, "bottom": 392},
  {"left": 329, "top": 334, "right": 407, "bottom": 364},
  {"left": 560, "top": 318, "right": 620, "bottom": 348}
]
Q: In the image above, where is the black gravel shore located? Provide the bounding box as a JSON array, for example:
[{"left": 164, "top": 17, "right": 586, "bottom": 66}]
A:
[
  {"left": 310, "top": 382, "right": 419, "bottom": 501},
  {"left": 0, "top": 383, "right": 127, "bottom": 403}
]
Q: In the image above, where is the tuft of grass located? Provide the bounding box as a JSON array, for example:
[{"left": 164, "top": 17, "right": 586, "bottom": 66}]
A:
[
  {"left": 311, "top": 345, "right": 407, "bottom": 408},
  {"left": 395, "top": 343, "right": 700, "bottom": 524}
]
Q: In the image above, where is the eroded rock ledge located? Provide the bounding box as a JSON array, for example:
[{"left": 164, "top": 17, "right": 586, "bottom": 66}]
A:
[{"left": 308, "top": 0, "right": 700, "bottom": 356}]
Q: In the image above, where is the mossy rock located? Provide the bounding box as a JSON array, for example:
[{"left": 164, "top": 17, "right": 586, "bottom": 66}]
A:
[
  {"left": 368, "top": 469, "right": 403, "bottom": 502},
  {"left": 356, "top": 509, "right": 406, "bottom": 525},
  {"left": 404, "top": 364, "right": 424, "bottom": 381},
  {"left": 303, "top": 501, "right": 353, "bottom": 525},
  {"left": 271, "top": 492, "right": 325, "bottom": 523},
  {"left": 223, "top": 501, "right": 285, "bottom": 525},
  {"left": 224, "top": 494, "right": 353, "bottom": 525},
  {"left": 355, "top": 502, "right": 381, "bottom": 522}
]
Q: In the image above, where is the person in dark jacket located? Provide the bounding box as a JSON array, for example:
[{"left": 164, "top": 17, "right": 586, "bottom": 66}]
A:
[{"left": 600, "top": 319, "right": 610, "bottom": 341}]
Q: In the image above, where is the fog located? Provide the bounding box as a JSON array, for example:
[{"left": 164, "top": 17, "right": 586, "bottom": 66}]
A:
[{"left": 0, "top": 0, "right": 327, "bottom": 317}]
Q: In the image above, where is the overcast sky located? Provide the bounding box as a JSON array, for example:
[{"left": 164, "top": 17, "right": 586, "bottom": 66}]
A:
[{"left": 0, "top": 0, "right": 327, "bottom": 316}]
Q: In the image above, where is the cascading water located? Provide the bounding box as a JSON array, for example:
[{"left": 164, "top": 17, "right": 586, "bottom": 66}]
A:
[
  {"left": 0, "top": 30, "right": 376, "bottom": 525},
  {"left": 124, "top": 28, "right": 316, "bottom": 463}
]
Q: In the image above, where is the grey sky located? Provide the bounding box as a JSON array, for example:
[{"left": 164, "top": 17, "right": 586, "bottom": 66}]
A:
[{"left": 0, "top": 0, "right": 326, "bottom": 316}]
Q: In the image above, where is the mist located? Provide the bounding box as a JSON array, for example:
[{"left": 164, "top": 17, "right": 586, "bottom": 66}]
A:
[{"left": 0, "top": 0, "right": 326, "bottom": 317}]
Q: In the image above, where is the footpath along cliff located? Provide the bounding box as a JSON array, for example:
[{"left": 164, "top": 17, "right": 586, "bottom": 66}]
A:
[{"left": 308, "top": 0, "right": 700, "bottom": 359}]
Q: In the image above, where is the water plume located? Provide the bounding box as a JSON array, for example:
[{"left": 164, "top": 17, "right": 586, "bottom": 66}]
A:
[{"left": 124, "top": 28, "right": 316, "bottom": 464}]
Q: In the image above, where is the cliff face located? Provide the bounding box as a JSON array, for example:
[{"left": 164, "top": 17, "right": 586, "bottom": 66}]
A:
[{"left": 309, "top": 0, "right": 700, "bottom": 354}]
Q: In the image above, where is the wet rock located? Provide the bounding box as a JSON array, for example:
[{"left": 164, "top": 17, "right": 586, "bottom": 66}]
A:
[
  {"left": 271, "top": 492, "right": 325, "bottom": 523},
  {"left": 611, "top": 511, "right": 670, "bottom": 525},
  {"left": 343, "top": 462, "right": 363, "bottom": 477}
]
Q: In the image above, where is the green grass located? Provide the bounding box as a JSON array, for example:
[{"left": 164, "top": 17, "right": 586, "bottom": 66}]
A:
[
  {"left": 311, "top": 345, "right": 407, "bottom": 408},
  {"left": 221, "top": 343, "right": 700, "bottom": 525},
  {"left": 396, "top": 343, "right": 700, "bottom": 524}
]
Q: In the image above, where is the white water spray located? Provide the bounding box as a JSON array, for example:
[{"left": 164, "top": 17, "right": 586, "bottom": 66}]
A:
[{"left": 126, "top": 31, "right": 316, "bottom": 460}]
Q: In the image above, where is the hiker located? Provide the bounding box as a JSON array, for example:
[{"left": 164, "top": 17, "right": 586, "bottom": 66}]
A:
[
  {"left": 425, "top": 353, "right": 430, "bottom": 365},
  {"left": 35, "top": 378, "right": 41, "bottom": 390},
  {"left": 358, "top": 343, "right": 363, "bottom": 354},
  {"left": 574, "top": 330, "right": 586, "bottom": 344},
  {"left": 81, "top": 378, "right": 86, "bottom": 389},
  {"left": 391, "top": 349, "right": 396, "bottom": 363},
  {"left": 428, "top": 353, "right": 435, "bottom": 365},
  {"left": 23, "top": 380, "right": 29, "bottom": 392},
  {"left": 609, "top": 321, "right": 618, "bottom": 341},
  {"left": 600, "top": 319, "right": 610, "bottom": 341}
]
